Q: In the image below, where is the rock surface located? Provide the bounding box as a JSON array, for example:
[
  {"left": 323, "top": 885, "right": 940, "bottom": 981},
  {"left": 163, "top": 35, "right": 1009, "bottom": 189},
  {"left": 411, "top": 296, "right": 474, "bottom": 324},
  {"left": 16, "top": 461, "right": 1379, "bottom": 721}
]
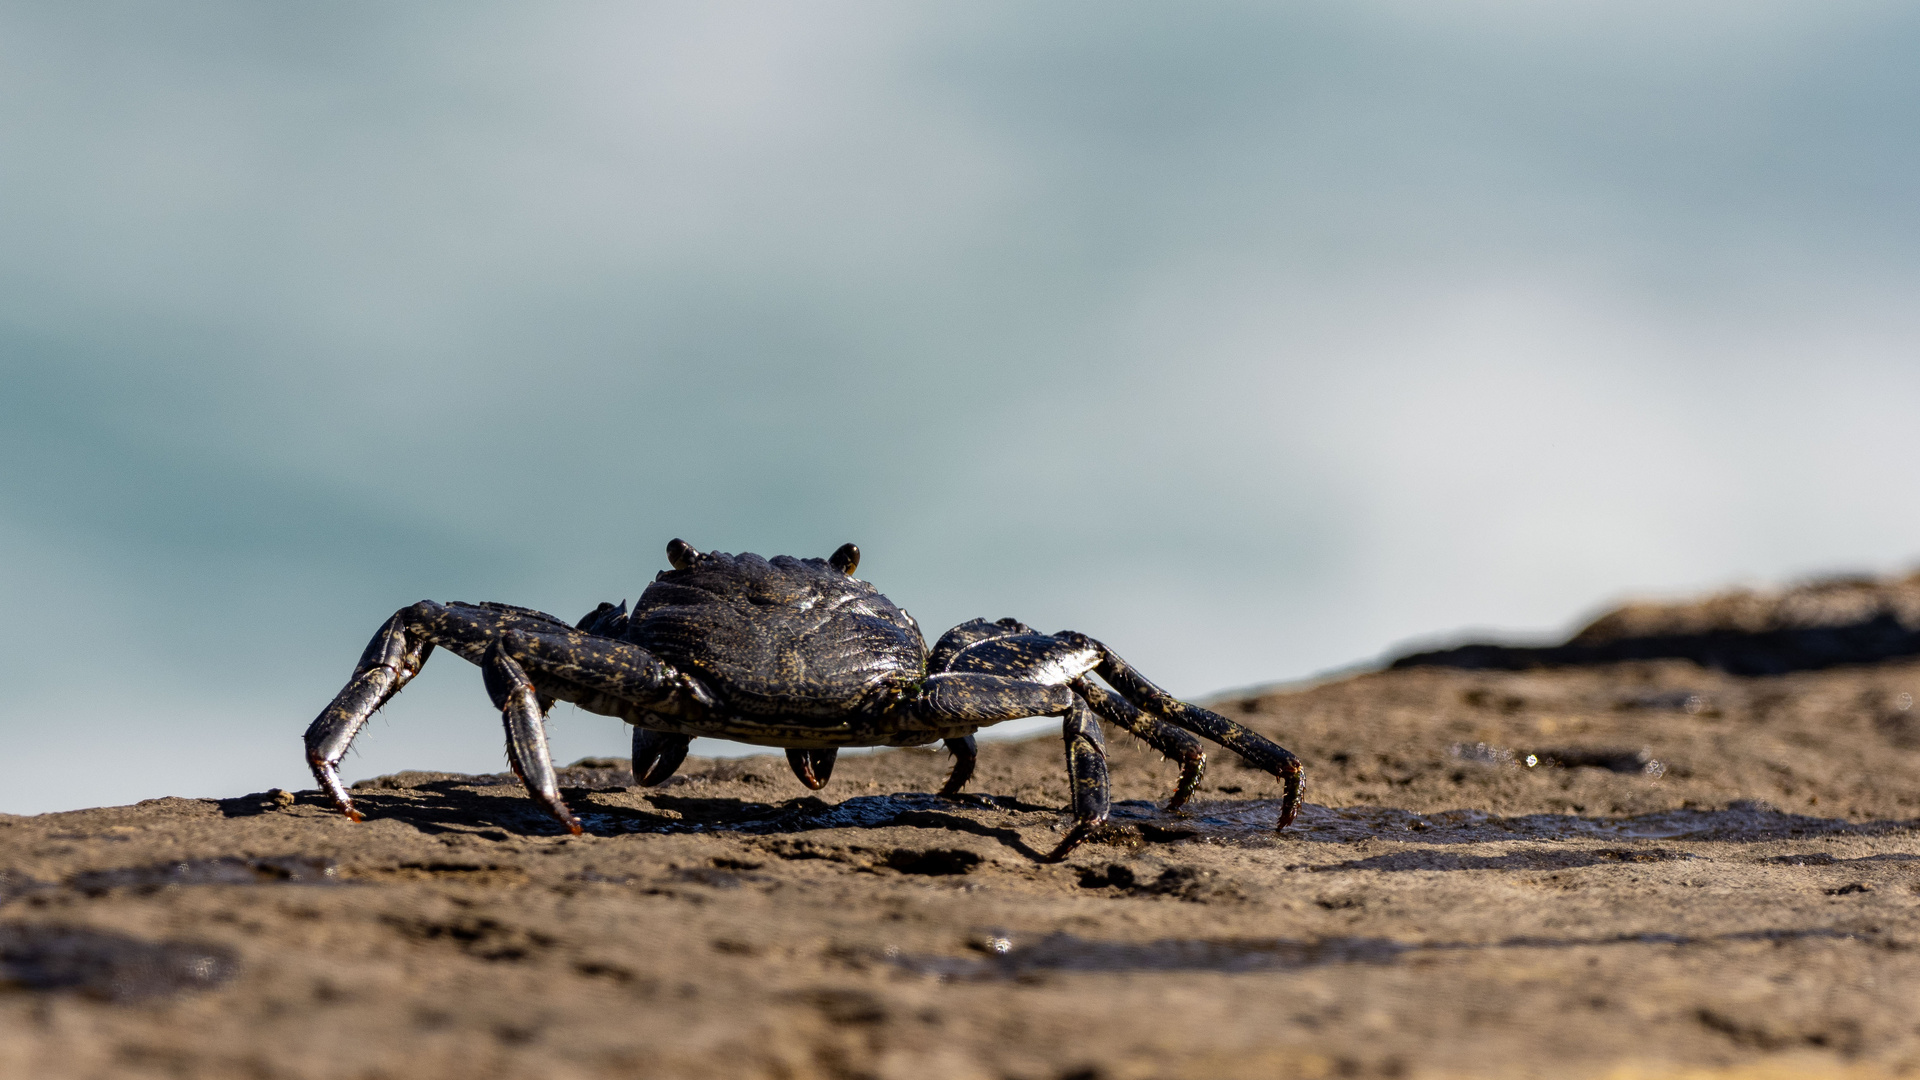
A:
[
  {"left": 7, "top": 596, "right": 1920, "bottom": 1078},
  {"left": 1397, "top": 570, "right": 1920, "bottom": 675}
]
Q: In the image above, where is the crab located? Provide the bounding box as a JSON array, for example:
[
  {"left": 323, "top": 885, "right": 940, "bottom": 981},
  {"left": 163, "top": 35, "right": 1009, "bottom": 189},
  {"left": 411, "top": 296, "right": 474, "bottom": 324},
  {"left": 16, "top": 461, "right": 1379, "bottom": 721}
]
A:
[{"left": 305, "top": 540, "right": 1303, "bottom": 858}]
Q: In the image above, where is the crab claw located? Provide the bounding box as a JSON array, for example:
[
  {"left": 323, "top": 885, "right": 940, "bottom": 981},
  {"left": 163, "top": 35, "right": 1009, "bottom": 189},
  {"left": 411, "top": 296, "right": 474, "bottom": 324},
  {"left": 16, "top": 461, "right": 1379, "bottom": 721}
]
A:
[{"left": 786, "top": 748, "right": 837, "bottom": 789}]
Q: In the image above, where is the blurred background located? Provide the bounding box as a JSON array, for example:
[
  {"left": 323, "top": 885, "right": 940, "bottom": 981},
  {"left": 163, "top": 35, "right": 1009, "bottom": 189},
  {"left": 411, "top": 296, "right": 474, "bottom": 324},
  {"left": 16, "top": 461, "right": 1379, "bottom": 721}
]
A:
[{"left": 3, "top": 2, "right": 1918, "bottom": 814}]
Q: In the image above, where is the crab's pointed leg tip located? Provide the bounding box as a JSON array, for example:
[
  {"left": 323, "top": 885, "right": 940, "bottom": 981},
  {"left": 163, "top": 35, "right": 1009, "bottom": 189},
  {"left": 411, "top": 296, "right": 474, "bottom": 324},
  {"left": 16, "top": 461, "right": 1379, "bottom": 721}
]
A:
[
  {"left": 548, "top": 796, "right": 584, "bottom": 835},
  {"left": 1043, "top": 822, "right": 1099, "bottom": 862},
  {"left": 344, "top": 808, "right": 365, "bottom": 823},
  {"left": 548, "top": 806, "right": 584, "bottom": 834}
]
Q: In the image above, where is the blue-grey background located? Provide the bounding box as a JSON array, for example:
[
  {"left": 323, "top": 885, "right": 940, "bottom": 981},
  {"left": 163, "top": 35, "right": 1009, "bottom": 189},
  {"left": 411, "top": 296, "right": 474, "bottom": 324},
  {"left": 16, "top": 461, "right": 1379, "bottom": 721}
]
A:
[{"left": 4, "top": 2, "right": 1918, "bottom": 815}]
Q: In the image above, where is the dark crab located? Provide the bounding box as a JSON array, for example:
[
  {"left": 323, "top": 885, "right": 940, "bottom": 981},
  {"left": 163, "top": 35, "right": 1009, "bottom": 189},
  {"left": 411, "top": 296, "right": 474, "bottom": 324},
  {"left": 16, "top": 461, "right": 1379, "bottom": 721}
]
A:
[{"left": 305, "top": 540, "right": 1302, "bottom": 859}]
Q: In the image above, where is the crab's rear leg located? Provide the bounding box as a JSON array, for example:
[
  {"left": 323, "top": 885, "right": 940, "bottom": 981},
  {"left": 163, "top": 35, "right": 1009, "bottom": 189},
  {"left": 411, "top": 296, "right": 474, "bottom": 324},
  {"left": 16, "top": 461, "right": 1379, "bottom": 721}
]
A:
[
  {"left": 482, "top": 642, "right": 581, "bottom": 834},
  {"left": 305, "top": 611, "right": 434, "bottom": 821},
  {"left": 929, "top": 620, "right": 1205, "bottom": 811},
  {"left": 1063, "top": 632, "right": 1304, "bottom": 829},
  {"left": 1076, "top": 680, "right": 1207, "bottom": 811},
  {"left": 1050, "top": 695, "right": 1112, "bottom": 860}
]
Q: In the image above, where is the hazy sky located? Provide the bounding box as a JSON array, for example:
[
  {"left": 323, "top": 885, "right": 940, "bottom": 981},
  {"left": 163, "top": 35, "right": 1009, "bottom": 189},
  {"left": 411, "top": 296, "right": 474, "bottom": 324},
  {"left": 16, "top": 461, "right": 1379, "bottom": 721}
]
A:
[{"left": 4, "top": 2, "right": 1918, "bottom": 814}]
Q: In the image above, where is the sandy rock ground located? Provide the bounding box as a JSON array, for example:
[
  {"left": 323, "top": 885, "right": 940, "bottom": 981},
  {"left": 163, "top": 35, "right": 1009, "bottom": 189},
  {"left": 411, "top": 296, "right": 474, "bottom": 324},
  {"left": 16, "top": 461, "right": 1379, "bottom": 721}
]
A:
[{"left": 7, "top": 650, "right": 1920, "bottom": 1078}]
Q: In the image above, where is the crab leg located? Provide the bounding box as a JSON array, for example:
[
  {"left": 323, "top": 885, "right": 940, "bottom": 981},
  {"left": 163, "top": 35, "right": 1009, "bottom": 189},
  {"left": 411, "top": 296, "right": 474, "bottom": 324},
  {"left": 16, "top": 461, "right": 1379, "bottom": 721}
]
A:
[
  {"left": 490, "top": 626, "right": 717, "bottom": 722},
  {"left": 304, "top": 612, "right": 434, "bottom": 821},
  {"left": 925, "top": 620, "right": 1208, "bottom": 811},
  {"left": 911, "top": 673, "right": 1076, "bottom": 724},
  {"left": 1048, "top": 695, "right": 1111, "bottom": 860},
  {"left": 1075, "top": 680, "right": 1207, "bottom": 811},
  {"left": 1059, "top": 632, "right": 1304, "bottom": 830},
  {"left": 903, "top": 672, "right": 1114, "bottom": 858},
  {"left": 482, "top": 641, "right": 582, "bottom": 834},
  {"left": 309, "top": 601, "right": 709, "bottom": 828}
]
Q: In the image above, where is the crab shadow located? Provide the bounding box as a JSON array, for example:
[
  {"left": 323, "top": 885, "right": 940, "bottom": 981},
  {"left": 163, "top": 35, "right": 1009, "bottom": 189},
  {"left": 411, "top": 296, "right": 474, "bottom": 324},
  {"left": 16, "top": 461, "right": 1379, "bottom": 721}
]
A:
[
  {"left": 281, "top": 780, "right": 1060, "bottom": 859},
  {"left": 237, "top": 778, "right": 1918, "bottom": 859}
]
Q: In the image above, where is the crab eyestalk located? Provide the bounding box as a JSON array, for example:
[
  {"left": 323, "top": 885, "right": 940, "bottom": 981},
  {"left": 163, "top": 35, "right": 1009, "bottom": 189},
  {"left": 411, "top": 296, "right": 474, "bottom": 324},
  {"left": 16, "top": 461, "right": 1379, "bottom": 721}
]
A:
[
  {"left": 666, "top": 538, "right": 701, "bottom": 570},
  {"left": 830, "top": 542, "right": 859, "bottom": 575}
]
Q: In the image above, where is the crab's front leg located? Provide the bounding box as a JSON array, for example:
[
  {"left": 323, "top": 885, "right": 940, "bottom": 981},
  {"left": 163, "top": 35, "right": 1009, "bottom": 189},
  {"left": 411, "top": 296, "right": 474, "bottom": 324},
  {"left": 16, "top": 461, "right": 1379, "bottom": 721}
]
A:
[
  {"left": 309, "top": 601, "right": 712, "bottom": 832},
  {"left": 305, "top": 610, "right": 434, "bottom": 820},
  {"left": 483, "top": 624, "right": 719, "bottom": 826},
  {"left": 482, "top": 641, "right": 580, "bottom": 834}
]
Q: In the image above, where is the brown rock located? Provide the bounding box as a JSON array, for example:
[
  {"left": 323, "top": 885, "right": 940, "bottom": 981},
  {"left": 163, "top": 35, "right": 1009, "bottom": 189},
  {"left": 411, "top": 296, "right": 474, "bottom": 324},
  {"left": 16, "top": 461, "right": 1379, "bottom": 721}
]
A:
[{"left": 6, "top": 619, "right": 1920, "bottom": 1077}]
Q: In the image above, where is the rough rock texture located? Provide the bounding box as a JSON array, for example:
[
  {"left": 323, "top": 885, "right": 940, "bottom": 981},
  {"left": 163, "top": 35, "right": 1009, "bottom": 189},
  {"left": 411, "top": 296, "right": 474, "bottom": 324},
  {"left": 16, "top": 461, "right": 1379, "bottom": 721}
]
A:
[
  {"left": 1397, "top": 571, "right": 1920, "bottom": 675},
  {"left": 7, "top": 595, "right": 1920, "bottom": 1078},
  {"left": 1571, "top": 572, "right": 1920, "bottom": 641}
]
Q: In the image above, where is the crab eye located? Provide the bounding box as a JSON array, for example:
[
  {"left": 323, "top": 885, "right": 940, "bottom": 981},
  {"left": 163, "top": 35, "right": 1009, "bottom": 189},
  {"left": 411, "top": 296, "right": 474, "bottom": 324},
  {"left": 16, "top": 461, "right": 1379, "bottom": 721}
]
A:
[
  {"left": 666, "top": 538, "right": 701, "bottom": 570},
  {"left": 829, "top": 542, "right": 859, "bottom": 575}
]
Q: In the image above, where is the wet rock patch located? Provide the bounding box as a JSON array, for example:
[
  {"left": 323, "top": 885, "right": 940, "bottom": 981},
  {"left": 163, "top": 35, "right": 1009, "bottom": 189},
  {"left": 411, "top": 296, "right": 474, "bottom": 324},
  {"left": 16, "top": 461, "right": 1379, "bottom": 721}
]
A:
[{"left": 0, "top": 923, "right": 237, "bottom": 1001}]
